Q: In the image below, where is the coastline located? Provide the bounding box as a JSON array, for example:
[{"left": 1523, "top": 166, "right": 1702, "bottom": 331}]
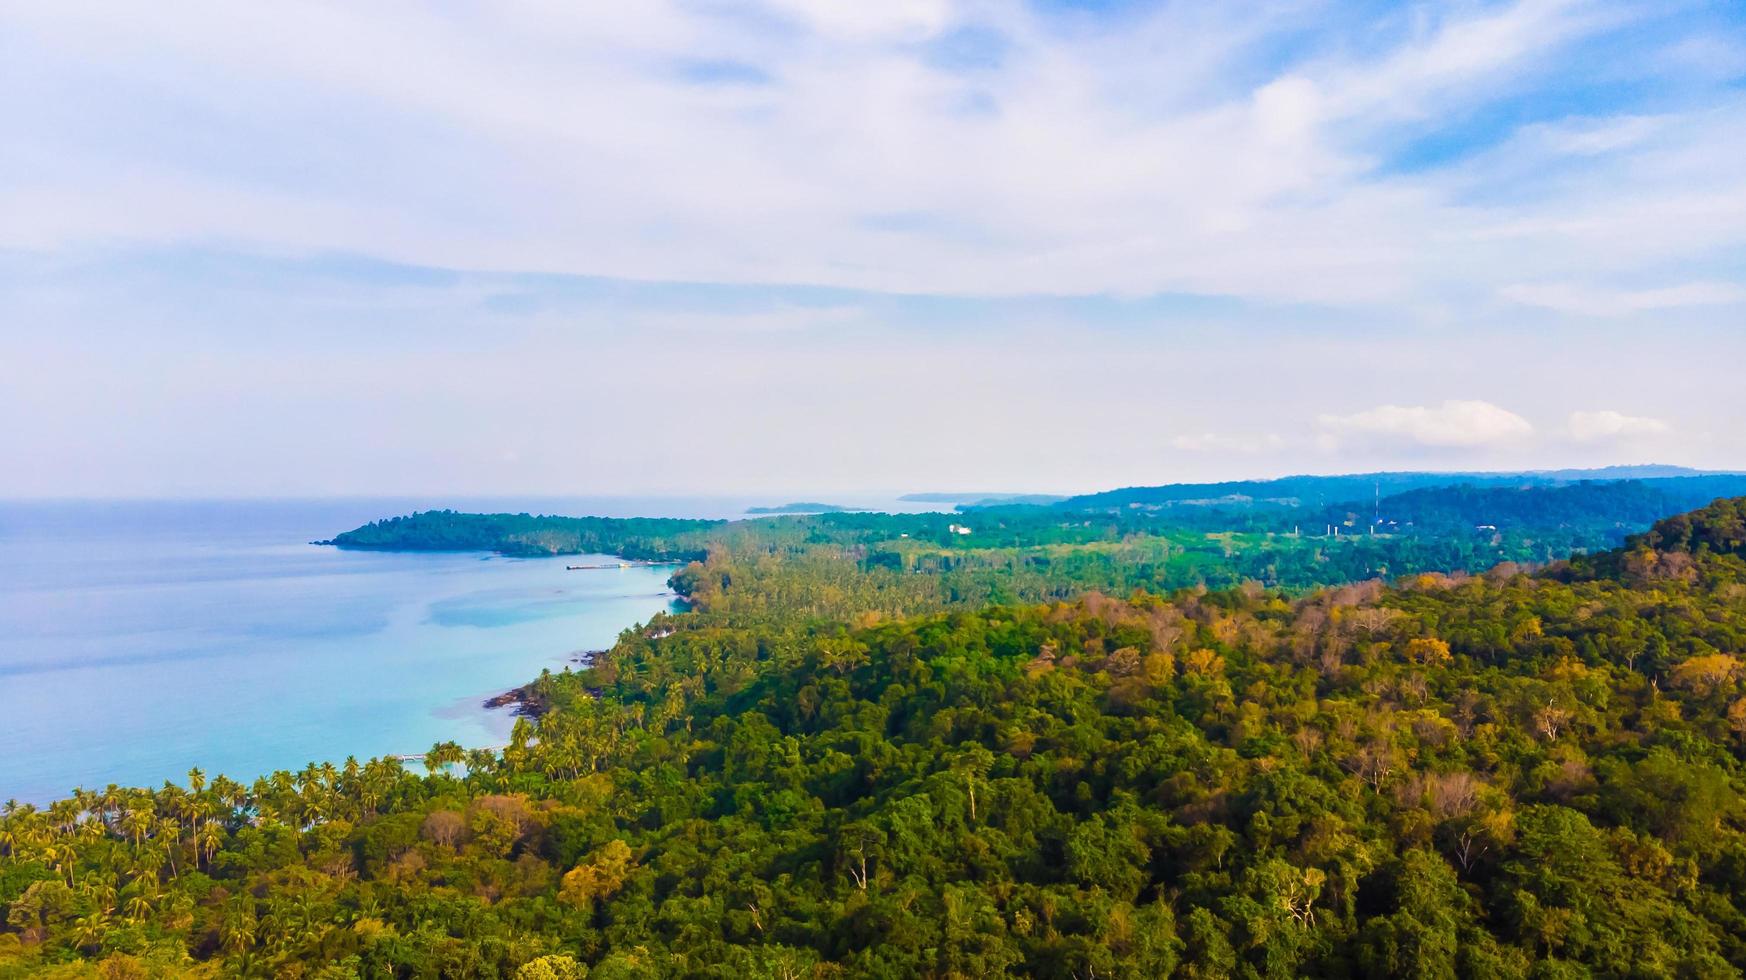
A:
[
  {"left": 0, "top": 520, "right": 679, "bottom": 803},
  {"left": 470, "top": 576, "right": 687, "bottom": 738},
  {"left": 479, "top": 647, "right": 602, "bottom": 720},
  {"left": 482, "top": 682, "right": 546, "bottom": 718}
]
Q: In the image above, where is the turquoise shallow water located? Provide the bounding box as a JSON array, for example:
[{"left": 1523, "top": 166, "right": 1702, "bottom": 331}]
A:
[{"left": 0, "top": 499, "right": 694, "bottom": 803}]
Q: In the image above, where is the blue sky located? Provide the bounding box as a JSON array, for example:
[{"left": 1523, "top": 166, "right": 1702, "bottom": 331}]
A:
[{"left": 3, "top": 0, "right": 1744, "bottom": 496}]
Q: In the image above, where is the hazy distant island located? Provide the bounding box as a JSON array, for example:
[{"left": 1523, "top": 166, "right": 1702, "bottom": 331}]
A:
[
  {"left": 901, "top": 491, "right": 1069, "bottom": 507},
  {"left": 745, "top": 501, "right": 850, "bottom": 514}
]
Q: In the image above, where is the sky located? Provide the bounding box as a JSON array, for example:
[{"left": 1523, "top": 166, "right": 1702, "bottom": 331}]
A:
[{"left": 2, "top": 0, "right": 1743, "bottom": 498}]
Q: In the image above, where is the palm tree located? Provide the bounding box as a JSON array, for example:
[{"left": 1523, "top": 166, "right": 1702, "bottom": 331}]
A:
[
  {"left": 220, "top": 895, "right": 257, "bottom": 954},
  {"left": 82, "top": 879, "right": 118, "bottom": 916},
  {"left": 252, "top": 776, "right": 283, "bottom": 826},
  {"left": 424, "top": 740, "right": 465, "bottom": 775},
  {"left": 160, "top": 781, "right": 186, "bottom": 814},
  {"left": 123, "top": 890, "right": 154, "bottom": 923},
  {"left": 48, "top": 799, "right": 79, "bottom": 838},
  {"left": 71, "top": 911, "right": 110, "bottom": 953},
  {"left": 133, "top": 842, "right": 166, "bottom": 885},
  {"left": 154, "top": 815, "right": 182, "bottom": 877},
  {"left": 88, "top": 786, "right": 120, "bottom": 834},
  {"left": 46, "top": 841, "right": 77, "bottom": 887},
  {"left": 161, "top": 890, "right": 196, "bottom": 931},
  {"left": 197, "top": 821, "right": 223, "bottom": 869},
  {"left": 71, "top": 788, "right": 99, "bottom": 824},
  {"left": 77, "top": 813, "right": 105, "bottom": 845},
  {"left": 103, "top": 842, "right": 133, "bottom": 879},
  {"left": 122, "top": 802, "right": 153, "bottom": 848},
  {"left": 466, "top": 748, "right": 502, "bottom": 791},
  {"left": 187, "top": 794, "right": 212, "bottom": 846}
]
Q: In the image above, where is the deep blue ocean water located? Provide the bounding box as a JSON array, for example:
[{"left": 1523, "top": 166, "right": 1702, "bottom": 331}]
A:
[{"left": 0, "top": 496, "right": 933, "bottom": 804}]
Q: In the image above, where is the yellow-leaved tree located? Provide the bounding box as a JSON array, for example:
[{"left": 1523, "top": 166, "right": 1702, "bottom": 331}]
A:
[
  {"left": 516, "top": 954, "right": 586, "bottom": 980},
  {"left": 1671, "top": 654, "right": 1744, "bottom": 697},
  {"left": 559, "top": 840, "right": 635, "bottom": 908}
]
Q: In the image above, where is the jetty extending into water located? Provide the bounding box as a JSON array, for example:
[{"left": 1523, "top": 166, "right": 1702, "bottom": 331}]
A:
[{"left": 565, "top": 560, "right": 683, "bottom": 571}]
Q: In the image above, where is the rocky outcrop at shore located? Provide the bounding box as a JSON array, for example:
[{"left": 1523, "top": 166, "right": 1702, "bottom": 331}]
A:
[{"left": 482, "top": 683, "right": 547, "bottom": 719}]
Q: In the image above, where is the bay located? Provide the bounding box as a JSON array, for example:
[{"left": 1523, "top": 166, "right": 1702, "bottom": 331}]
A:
[{"left": 0, "top": 498, "right": 715, "bottom": 804}]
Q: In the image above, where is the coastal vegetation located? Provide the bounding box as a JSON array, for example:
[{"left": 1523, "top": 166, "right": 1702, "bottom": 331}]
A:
[
  {"left": 327, "top": 478, "right": 1746, "bottom": 613},
  {"left": 323, "top": 512, "right": 719, "bottom": 563},
  {"left": 10, "top": 480, "right": 1746, "bottom": 975}
]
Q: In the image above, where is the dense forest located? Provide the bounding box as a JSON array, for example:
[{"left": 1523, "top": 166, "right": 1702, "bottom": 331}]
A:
[
  {"left": 1140, "top": 479, "right": 1746, "bottom": 538},
  {"left": 11, "top": 489, "right": 1746, "bottom": 976},
  {"left": 325, "top": 480, "right": 1746, "bottom": 612}
]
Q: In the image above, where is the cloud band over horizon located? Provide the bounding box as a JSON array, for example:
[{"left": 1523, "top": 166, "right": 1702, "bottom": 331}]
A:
[{"left": 2, "top": 0, "right": 1742, "bottom": 495}]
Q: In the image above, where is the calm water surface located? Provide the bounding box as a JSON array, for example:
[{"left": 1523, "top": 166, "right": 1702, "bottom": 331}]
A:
[{"left": 0, "top": 499, "right": 733, "bottom": 803}]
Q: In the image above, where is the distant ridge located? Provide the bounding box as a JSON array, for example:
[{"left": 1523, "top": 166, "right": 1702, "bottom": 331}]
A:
[
  {"left": 1511, "top": 464, "right": 1745, "bottom": 481},
  {"left": 1056, "top": 465, "right": 1744, "bottom": 511},
  {"left": 899, "top": 492, "right": 1067, "bottom": 504}
]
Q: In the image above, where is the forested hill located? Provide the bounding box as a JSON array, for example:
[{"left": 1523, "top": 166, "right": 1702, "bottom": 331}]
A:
[
  {"left": 1561, "top": 495, "right": 1746, "bottom": 584},
  {"left": 14, "top": 499, "right": 1746, "bottom": 976},
  {"left": 1213, "top": 478, "right": 1746, "bottom": 538},
  {"left": 321, "top": 510, "right": 720, "bottom": 561},
  {"left": 1635, "top": 496, "right": 1746, "bottom": 557}
]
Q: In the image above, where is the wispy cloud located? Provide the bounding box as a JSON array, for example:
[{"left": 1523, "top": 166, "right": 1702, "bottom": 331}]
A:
[
  {"left": 1170, "top": 432, "right": 1286, "bottom": 454},
  {"left": 1500, "top": 281, "right": 1746, "bottom": 317},
  {"left": 1317, "top": 401, "right": 1535, "bottom": 450},
  {"left": 4, "top": 1, "right": 1742, "bottom": 308},
  {"left": 1568, "top": 410, "right": 1671, "bottom": 443}
]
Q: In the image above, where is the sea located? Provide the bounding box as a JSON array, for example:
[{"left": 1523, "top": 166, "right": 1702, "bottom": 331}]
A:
[{"left": 0, "top": 495, "right": 938, "bottom": 804}]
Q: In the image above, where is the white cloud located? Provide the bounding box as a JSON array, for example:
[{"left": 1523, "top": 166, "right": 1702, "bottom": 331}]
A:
[
  {"left": 0, "top": 0, "right": 1740, "bottom": 310},
  {"left": 1313, "top": 0, "right": 1618, "bottom": 123},
  {"left": 7, "top": 246, "right": 1743, "bottom": 496},
  {"left": 1501, "top": 280, "right": 1746, "bottom": 317},
  {"left": 1568, "top": 409, "right": 1670, "bottom": 443},
  {"left": 764, "top": 0, "right": 951, "bottom": 41},
  {"left": 1520, "top": 114, "right": 1663, "bottom": 156},
  {"left": 1170, "top": 432, "right": 1286, "bottom": 454},
  {"left": 1317, "top": 400, "right": 1534, "bottom": 449},
  {"left": 1251, "top": 76, "right": 1323, "bottom": 147}
]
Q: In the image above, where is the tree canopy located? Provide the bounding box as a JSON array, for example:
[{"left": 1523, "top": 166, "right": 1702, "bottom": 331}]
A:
[{"left": 11, "top": 494, "right": 1746, "bottom": 976}]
